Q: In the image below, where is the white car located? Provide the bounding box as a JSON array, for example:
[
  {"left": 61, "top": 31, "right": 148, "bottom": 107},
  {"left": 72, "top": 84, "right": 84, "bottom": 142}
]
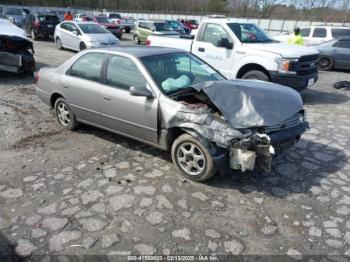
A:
[
  {"left": 274, "top": 26, "right": 350, "bottom": 45},
  {"left": 54, "top": 21, "right": 119, "bottom": 51}
]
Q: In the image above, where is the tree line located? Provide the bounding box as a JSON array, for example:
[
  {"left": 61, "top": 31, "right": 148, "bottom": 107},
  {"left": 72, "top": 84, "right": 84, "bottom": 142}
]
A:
[{"left": 2, "top": 0, "right": 350, "bottom": 22}]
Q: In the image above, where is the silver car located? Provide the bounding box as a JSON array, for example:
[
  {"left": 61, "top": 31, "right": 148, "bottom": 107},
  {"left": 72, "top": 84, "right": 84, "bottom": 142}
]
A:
[
  {"left": 35, "top": 47, "right": 309, "bottom": 181},
  {"left": 54, "top": 21, "right": 119, "bottom": 51}
]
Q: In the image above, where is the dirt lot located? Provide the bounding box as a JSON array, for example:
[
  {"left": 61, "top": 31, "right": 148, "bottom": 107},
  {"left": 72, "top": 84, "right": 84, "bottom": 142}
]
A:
[{"left": 0, "top": 36, "right": 350, "bottom": 260}]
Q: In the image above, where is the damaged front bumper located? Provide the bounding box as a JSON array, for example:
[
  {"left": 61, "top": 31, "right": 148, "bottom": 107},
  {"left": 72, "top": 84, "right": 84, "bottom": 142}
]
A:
[{"left": 217, "top": 120, "right": 309, "bottom": 173}]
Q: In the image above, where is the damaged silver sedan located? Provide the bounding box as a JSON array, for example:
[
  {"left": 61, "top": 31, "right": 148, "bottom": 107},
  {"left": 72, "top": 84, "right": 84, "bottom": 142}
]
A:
[{"left": 35, "top": 47, "right": 309, "bottom": 181}]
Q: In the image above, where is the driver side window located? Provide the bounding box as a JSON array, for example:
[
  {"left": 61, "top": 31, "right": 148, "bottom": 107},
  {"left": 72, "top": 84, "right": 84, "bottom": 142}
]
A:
[{"left": 202, "top": 23, "right": 230, "bottom": 46}]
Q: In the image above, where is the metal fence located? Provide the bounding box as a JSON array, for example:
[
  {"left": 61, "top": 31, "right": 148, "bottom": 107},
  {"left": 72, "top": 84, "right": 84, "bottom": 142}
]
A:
[{"left": 1, "top": 4, "right": 349, "bottom": 36}]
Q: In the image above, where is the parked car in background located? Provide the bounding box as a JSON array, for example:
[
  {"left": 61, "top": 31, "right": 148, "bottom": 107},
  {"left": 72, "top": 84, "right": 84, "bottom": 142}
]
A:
[
  {"left": 1, "top": 7, "right": 27, "bottom": 27},
  {"left": 313, "top": 37, "right": 350, "bottom": 71},
  {"left": 23, "top": 13, "right": 60, "bottom": 40},
  {"left": 104, "top": 13, "right": 134, "bottom": 33},
  {"left": 54, "top": 21, "right": 119, "bottom": 51},
  {"left": 22, "top": 8, "right": 31, "bottom": 15},
  {"left": 183, "top": 19, "right": 199, "bottom": 30},
  {"left": 92, "top": 16, "right": 123, "bottom": 39},
  {"left": 133, "top": 20, "right": 178, "bottom": 44},
  {"left": 274, "top": 26, "right": 350, "bottom": 46},
  {"left": 147, "top": 18, "right": 320, "bottom": 92},
  {"left": 0, "top": 14, "right": 14, "bottom": 23},
  {"left": 51, "top": 10, "right": 66, "bottom": 22},
  {"left": 0, "top": 19, "right": 35, "bottom": 74},
  {"left": 166, "top": 20, "right": 186, "bottom": 35},
  {"left": 74, "top": 13, "right": 87, "bottom": 22},
  {"left": 35, "top": 46, "right": 309, "bottom": 181}
]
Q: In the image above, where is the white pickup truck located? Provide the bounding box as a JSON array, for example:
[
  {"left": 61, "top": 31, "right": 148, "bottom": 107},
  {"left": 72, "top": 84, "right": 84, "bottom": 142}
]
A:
[{"left": 147, "top": 18, "right": 320, "bottom": 92}]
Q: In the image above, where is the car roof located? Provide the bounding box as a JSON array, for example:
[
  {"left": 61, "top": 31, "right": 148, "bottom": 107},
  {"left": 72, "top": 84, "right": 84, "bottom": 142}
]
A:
[{"left": 87, "top": 46, "right": 185, "bottom": 58}]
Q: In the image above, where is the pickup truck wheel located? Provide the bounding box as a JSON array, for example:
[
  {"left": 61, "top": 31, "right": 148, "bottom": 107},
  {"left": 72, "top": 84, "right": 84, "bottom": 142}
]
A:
[
  {"left": 171, "top": 134, "right": 216, "bottom": 182},
  {"left": 133, "top": 35, "right": 140, "bottom": 45},
  {"left": 319, "top": 56, "right": 334, "bottom": 71},
  {"left": 56, "top": 37, "right": 63, "bottom": 50},
  {"left": 242, "top": 70, "right": 270, "bottom": 82},
  {"left": 54, "top": 98, "right": 78, "bottom": 130},
  {"left": 31, "top": 29, "right": 37, "bottom": 41}
]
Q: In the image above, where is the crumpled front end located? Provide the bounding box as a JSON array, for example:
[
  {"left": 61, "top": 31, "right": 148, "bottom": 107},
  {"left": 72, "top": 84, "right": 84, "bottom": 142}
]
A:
[
  {"left": 0, "top": 35, "right": 35, "bottom": 74},
  {"left": 159, "top": 79, "right": 309, "bottom": 173}
]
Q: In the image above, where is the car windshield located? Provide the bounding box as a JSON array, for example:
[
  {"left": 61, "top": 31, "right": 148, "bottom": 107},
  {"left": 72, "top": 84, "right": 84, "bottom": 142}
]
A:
[
  {"left": 141, "top": 52, "right": 225, "bottom": 95},
  {"left": 78, "top": 24, "right": 108, "bottom": 34},
  {"left": 5, "top": 8, "right": 25, "bottom": 16},
  {"left": 95, "top": 16, "right": 112, "bottom": 23},
  {"left": 189, "top": 20, "right": 199, "bottom": 25},
  {"left": 38, "top": 15, "right": 59, "bottom": 23},
  {"left": 167, "top": 21, "right": 182, "bottom": 30},
  {"left": 109, "top": 14, "right": 121, "bottom": 18},
  {"left": 154, "top": 22, "right": 172, "bottom": 31},
  {"left": 227, "top": 23, "right": 274, "bottom": 43}
]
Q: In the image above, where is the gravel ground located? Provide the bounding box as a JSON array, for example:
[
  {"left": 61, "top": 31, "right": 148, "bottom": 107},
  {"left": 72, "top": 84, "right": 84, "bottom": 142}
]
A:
[{"left": 0, "top": 35, "right": 350, "bottom": 260}]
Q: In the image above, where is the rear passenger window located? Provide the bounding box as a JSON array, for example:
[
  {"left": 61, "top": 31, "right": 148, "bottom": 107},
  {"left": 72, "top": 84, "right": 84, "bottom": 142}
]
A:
[
  {"left": 106, "top": 56, "right": 146, "bottom": 90},
  {"left": 300, "top": 28, "right": 311, "bottom": 37},
  {"left": 312, "top": 28, "right": 327, "bottom": 38},
  {"left": 68, "top": 53, "right": 107, "bottom": 82},
  {"left": 336, "top": 40, "right": 350, "bottom": 49}
]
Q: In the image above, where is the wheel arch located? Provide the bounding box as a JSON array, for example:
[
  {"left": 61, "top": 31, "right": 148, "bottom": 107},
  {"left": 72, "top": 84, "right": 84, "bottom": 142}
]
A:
[
  {"left": 236, "top": 63, "right": 271, "bottom": 80},
  {"left": 50, "top": 93, "right": 65, "bottom": 109}
]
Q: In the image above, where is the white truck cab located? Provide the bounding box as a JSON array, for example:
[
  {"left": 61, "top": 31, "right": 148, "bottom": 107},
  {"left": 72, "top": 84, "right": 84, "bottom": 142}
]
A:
[{"left": 148, "top": 18, "right": 320, "bottom": 92}]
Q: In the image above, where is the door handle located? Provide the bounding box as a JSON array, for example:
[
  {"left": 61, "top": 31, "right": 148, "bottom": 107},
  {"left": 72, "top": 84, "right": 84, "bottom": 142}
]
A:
[
  {"left": 103, "top": 97, "right": 111, "bottom": 101},
  {"left": 63, "top": 85, "right": 69, "bottom": 89},
  {"left": 198, "top": 47, "right": 205, "bottom": 52}
]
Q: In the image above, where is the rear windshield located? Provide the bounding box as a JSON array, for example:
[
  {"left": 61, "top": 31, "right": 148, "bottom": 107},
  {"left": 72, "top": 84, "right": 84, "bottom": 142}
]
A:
[
  {"left": 109, "top": 13, "right": 121, "bottom": 18},
  {"left": 5, "top": 8, "right": 25, "bottom": 15},
  {"left": 331, "top": 28, "right": 350, "bottom": 38},
  {"left": 95, "top": 16, "right": 112, "bottom": 23},
  {"left": 154, "top": 22, "right": 171, "bottom": 31},
  {"left": 38, "top": 15, "right": 59, "bottom": 23},
  {"left": 78, "top": 23, "right": 108, "bottom": 34}
]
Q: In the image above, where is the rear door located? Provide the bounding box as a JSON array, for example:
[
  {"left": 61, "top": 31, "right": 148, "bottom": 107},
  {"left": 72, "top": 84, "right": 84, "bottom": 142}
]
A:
[
  {"left": 100, "top": 54, "right": 158, "bottom": 144},
  {"left": 332, "top": 40, "right": 350, "bottom": 69},
  {"left": 310, "top": 27, "right": 327, "bottom": 45},
  {"left": 60, "top": 52, "right": 108, "bottom": 125},
  {"left": 192, "top": 23, "right": 235, "bottom": 78},
  {"left": 65, "top": 22, "right": 81, "bottom": 50}
]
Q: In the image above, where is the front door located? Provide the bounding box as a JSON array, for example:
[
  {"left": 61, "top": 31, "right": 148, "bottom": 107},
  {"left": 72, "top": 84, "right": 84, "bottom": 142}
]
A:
[
  {"left": 100, "top": 55, "right": 158, "bottom": 145},
  {"left": 192, "top": 23, "right": 235, "bottom": 79}
]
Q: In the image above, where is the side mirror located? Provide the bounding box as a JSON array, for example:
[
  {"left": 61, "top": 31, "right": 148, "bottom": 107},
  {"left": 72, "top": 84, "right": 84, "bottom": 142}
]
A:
[
  {"left": 130, "top": 86, "right": 153, "bottom": 98},
  {"left": 72, "top": 30, "right": 78, "bottom": 36},
  {"left": 151, "top": 27, "right": 155, "bottom": 32},
  {"left": 218, "top": 37, "right": 233, "bottom": 49}
]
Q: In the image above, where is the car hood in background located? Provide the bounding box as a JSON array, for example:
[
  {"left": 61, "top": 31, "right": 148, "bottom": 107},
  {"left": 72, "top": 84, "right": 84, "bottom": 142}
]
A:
[
  {"left": 86, "top": 33, "right": 117, "bottom": 44},
  {"left": 247, "top": 42, "right": 319, "bottom": 58},
  {"left": 0, "top": 20, "right": 28, "bottom": 39},
  {"left": 192, "top": 80, "right": 304, "bottom": 129}
]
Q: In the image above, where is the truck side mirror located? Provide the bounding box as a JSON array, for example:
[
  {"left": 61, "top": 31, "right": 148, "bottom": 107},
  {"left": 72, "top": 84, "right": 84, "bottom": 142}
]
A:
[{"left": 218, "top": 37, "right": 233, "bottom": 49}]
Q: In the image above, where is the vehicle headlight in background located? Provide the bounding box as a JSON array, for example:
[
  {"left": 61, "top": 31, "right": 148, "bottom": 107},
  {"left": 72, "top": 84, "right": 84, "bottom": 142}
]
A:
[{"left": 275, "top": 57, "right": 298, "bottom": 74}]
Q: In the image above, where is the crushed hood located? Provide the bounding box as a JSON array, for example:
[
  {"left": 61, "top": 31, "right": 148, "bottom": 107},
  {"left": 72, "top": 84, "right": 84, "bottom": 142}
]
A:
[
  {"left": 0, "top": 20, "right": 28, "bottom": 39},
  {"left": 246, "top": 42, "right": 319, "bottom": 58},
  {"left": 192, "top": 80, "right": 304, "bottom": 129}
]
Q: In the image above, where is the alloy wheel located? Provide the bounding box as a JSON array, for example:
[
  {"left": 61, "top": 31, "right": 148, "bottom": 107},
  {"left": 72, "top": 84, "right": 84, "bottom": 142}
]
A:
[{"left": 176, "top": 142, "right": 206, "bottom": 176}]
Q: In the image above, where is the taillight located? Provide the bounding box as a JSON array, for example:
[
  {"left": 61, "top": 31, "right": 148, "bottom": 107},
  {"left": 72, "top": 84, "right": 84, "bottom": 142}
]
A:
[
  {"left": 34, "top": 72, "right": 39, "bottom": 83},
  {"left": 146, "top": 39, "right": 151, "bottom": 46}
]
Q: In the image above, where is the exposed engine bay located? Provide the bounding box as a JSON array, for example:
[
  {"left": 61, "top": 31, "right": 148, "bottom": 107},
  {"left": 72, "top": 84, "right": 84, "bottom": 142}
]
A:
[
  {"left": 0, "top": 35, "right": 35, "bottom": 74},
  {"left": 162, "top": 80, "right": 308, "bottom": 172}
]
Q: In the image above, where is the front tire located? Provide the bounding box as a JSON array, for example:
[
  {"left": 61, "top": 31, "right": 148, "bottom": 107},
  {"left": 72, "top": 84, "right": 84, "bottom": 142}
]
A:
[
  {"left": 79, "top": 42, "right": 87, "bottom": 51},
  {"left": 54, "top": 98, "right": 78, "bottom": 130},
  {"left": 319, "top": 56, "right": 334, "bottom": 71},
  {"left": 133, "top": 35, "right": 140, "bottom": 45},
  {"left": 125, "top": 28, "right": 131, "bottom": 33},
  {"left": 171, "top": 134, "right": 216, "bottom": 182},
  {"left": 242, "top": 70, "right": 270, "bottom": 82}
]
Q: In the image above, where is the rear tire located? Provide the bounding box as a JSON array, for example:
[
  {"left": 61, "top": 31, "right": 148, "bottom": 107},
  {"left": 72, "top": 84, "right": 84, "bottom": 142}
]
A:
[
  {"left": 54, "top": 98, "right": 78, "bottom": 130},
  {"left": 79, "top": 42, "right": 87, "bottom": 51},
  {"left": 242, "top": 70, "right": 270, "bottom": 82},
  {"left": 319, "top": 56, "right": 334, "bottom": 71},
  {"left": 133, "top": 35, "right": 140, "bottom": 45},
  {"left": 171, "top": 134, "right": 216, "bottom": 182},
  {"left": 56, "top": 37, "right": 63, "bottom": 50},
  {"left": 125, "top": 28, "right": 131, "bottom": 33}
]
